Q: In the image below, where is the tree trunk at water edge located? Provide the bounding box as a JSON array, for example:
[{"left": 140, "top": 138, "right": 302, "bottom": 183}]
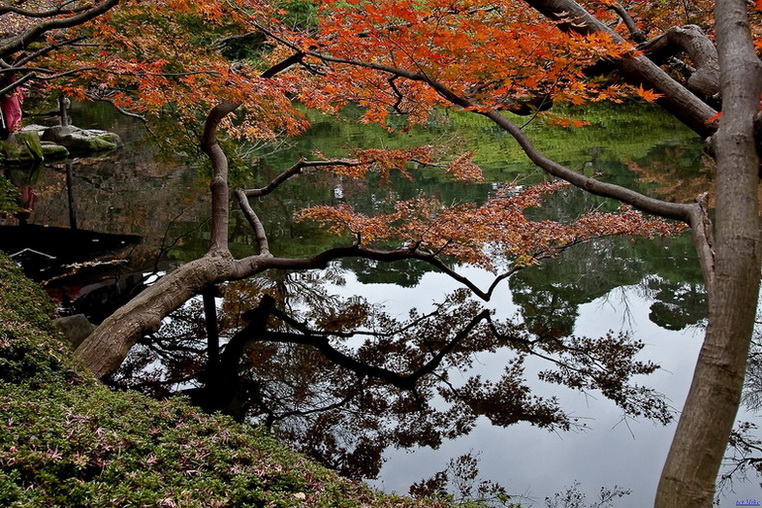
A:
[{"left": 655, "top": 1, "right": 762, "bottom": 505}]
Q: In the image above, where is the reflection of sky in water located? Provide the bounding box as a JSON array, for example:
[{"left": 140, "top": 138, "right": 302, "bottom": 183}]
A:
[
  {"left": 50, "top": 103, "right": 756, "bottom": 505},
  {"left": 320, "top": 266, "right": 759, "bottom": 506}
]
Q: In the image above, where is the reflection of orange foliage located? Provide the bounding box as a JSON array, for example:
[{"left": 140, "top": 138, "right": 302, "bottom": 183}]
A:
[
  {"left": 220, "top": 279, "right": 269, "bottom": 331},
  {"left": 628, "top": 152, "right": 762, "bottom": 217},
  {"left": 626, "top": 148, "right": 717, "bottom": 207},
  {"left": 296, "top": 181, "right": 686, "bottom": 272}
]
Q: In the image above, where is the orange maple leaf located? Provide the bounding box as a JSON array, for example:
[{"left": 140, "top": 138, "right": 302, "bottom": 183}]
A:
[{"left": 634, "top": 85, "right": 663, "bottom": 102}]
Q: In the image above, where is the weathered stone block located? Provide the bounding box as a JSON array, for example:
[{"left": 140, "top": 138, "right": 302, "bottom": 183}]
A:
[{"left": 52, "top": 314, "right": 96, "bottom": 349}]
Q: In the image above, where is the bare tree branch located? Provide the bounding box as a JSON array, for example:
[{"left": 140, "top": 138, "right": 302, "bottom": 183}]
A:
[
  {"left": 639, "top": 25, "right": 720, "bottom": 100},
  {"left": 607, "top": 2, "right": 646, "bottom": 43},
  {"left": 200, "top": 101, "right": 239, "bottom": 254},
  {"left": 241, "top": 158, "right": 361, "bottom": 199},
  {"left": 0, "top": 0, "right": 120, "bottom": 59}
]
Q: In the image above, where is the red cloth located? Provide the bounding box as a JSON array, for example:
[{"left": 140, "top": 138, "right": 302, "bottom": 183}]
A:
[
  {"left": 15, "top": 185, "right": 34, "bottom": 221},
  {"left": 19, "top": 186, "right": 35, "bottom": 210},
  {"left": 1, "top": 91, "right": 23, "bottom": 132}
]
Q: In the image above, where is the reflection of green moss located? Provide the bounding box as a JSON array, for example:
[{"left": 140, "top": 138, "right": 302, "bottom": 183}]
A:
[
  {"left": 253, "top": 103, "right": 699, "bottom": 186},
  {"left": 446, "top": 103, "right": 698, "bottom": 169},
  {"left": 0, "top": 175, "right": 21, "bottom": 215}
]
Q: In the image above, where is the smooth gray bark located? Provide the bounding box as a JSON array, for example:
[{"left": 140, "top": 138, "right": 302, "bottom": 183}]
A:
[
  {"left": 639, "top": 25, "right": 720, "bottom": 100},
  {"left": 655, "top": 1, "right": 762, "bottom": 506}
]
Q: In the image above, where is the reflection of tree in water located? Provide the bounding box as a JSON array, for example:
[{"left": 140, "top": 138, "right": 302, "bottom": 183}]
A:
[
  {"left": 643, "top": 277, "right": 706, "bottom": 331},
  {"left": 339, "top": 257, "right": 430, "bottom": 287},
  {"left": 511, "top": 234, "right": 706, "bottom": 337},
  {"left": 85, "top": 105, "right": 706, "bottom": 482},
  {"left": 506, "top": 140, "right": 708, "bottom": 336},
  {"left": 626, "top": 142, "right": 712, "bottom": 205},
  {"left": 721, "top": 322, "right": 762, "bottom": 493},
  {"left": 108, "top": 272, "right": 673, "bottom": 480},
  {"left": 743, "top": 325, "right": 762, "bottom": 413}
]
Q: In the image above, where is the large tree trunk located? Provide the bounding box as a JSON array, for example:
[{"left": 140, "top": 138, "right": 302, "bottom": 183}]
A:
[
  {"left": 74, "top": 253, "right": 249, "bottom": 378},
  {"left": 655, "top": 1, "right": 762, "bottom": 505},
  {"left": 522, "top": 0, "right": 761, "bottom": 503}
]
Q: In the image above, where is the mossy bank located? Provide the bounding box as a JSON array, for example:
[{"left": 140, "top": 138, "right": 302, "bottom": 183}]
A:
[{"left": 0, "top": 253, "right": 447, "bottom": 507}]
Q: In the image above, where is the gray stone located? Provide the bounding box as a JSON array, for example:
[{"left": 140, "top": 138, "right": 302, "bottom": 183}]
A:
[
  {"left": 41, "top": 125, "right": 122, "bottom": 153},
  {"left": 21, "top": 124, "right": 49, "bottom": 135},
  {"left": 52, "top": 314, "right": 95, "bottom": 349},
  {"left": 0, "top": 130, "right": 44, "bottom": 162},
  {"left": 40, "top": 141, "right": 69, "bottom": 160}
]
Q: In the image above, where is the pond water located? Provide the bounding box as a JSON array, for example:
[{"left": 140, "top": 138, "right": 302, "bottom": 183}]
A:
[{"left": 2, "top": 102, "right": 759, "bottom": 506}]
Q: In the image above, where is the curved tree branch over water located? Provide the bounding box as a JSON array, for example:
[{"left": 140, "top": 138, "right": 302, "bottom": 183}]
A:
[
  {"left": 9, "top": 0, "right": 752, "bottom": 503},
  {"left": 78, "top": 92, "right": 681, "bottom": 481},
  {"left": 75, "top": 89, "right": 680, "bottom": 379}
]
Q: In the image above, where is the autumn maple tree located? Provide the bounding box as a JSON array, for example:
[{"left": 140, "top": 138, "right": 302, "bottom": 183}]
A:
[
  {"left": 1, "top": 0, "right": 760, "bottom": 506},
  {"left": 243, "top": 0, "right": 756, "bottom": 506}
]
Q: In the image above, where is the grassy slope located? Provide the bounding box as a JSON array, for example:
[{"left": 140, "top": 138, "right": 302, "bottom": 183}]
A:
[{"left": 0, "top": 253, "right": 445, "bottom": 507}]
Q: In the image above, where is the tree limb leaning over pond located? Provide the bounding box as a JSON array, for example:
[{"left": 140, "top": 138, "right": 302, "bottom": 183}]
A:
[
  {"left": 73, "top": 239, "right": 496, "bottom": 377},
  {"left": 72, "top": 104, "right": 527, "bottom": 378}
]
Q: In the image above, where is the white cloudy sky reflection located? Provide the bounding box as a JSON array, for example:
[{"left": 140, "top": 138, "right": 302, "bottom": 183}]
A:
[{"left": 319, "top": 265, "right": 761, "bottom": 507}]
